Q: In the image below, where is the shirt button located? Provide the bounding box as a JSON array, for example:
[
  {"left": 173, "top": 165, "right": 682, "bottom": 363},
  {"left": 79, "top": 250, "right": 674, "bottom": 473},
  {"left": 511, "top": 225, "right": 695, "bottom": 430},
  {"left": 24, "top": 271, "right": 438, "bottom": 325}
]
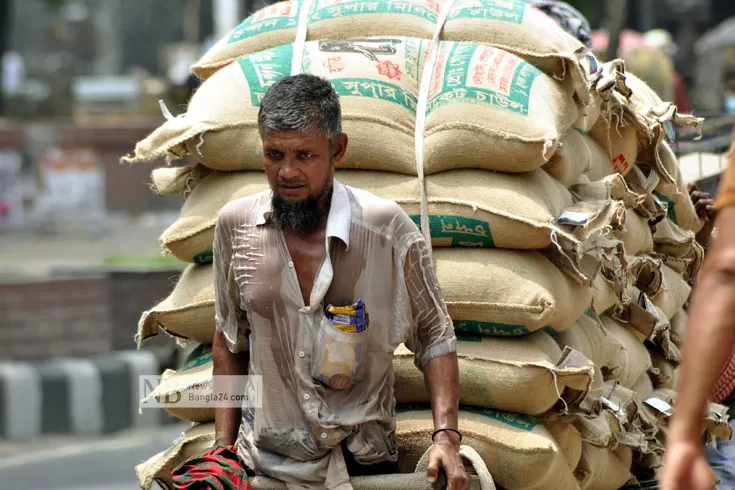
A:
[
  {"left": 288, "top": 261, "right": 294, "bottom": 268},
  {"left": 303, "top": 394, "right": 310, "bottom": 401},
  {"left": 298, "top": 351, "right": 305, "bottom": 358},
  {"left": 321, "top": 432, "right": 328, "bottom": 439}
]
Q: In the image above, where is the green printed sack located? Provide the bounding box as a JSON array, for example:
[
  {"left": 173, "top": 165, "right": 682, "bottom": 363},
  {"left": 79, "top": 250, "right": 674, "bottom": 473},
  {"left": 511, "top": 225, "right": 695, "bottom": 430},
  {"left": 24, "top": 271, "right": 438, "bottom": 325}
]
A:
[
  {"left": 396, "top": 406, "right": 581, "bottom": 490},
  {"left": 144, "top": 345, "right": 215, "bottom": 423},
  {"left": 434, "top": 248, "right": 592, "bottom": 336},
  {"left": 442, "top": 0, "right": 589, "bottom": 102},
  {"left": 192, "top": 0, "right": 439, "bottom": 79},
  {"left": 124, "top": 38, "right": 428, "bottom": 175},
  {"left": 138, "top": 264, "right": 215, "bottom": 346},
  {"left": 393, "top": 331, "right": 593, "bottom": 415},
  {"left": 424, "top": 42, "right": 579, "bottom": 174}
]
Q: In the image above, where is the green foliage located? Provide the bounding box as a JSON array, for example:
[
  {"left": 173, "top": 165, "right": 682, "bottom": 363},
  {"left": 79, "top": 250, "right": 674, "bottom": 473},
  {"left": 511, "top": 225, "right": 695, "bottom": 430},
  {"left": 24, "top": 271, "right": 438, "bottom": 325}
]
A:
[{"left": 43, "top": 0, "right": 66, "bottom": 12}]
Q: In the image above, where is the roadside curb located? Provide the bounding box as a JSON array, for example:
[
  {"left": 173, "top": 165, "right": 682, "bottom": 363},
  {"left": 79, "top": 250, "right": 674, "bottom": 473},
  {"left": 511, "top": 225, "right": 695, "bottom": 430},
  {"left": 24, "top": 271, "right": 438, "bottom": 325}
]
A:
[{"left": 0, "top": 350, "right": 181, "bottom": 440}]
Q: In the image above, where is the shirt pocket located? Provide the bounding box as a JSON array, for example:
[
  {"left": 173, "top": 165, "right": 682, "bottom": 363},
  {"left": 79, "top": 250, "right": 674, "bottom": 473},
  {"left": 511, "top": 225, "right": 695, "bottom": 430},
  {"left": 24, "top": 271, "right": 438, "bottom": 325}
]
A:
[{"left": 311, "top": 313, "right": 370, "bottom": 390}]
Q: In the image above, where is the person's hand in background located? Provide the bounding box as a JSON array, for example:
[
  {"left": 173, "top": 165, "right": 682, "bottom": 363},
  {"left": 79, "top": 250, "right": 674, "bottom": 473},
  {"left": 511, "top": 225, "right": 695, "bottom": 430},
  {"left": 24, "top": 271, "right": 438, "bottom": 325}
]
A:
[{"left": 689, "top": 183, "right": 717, "bottom": 250}]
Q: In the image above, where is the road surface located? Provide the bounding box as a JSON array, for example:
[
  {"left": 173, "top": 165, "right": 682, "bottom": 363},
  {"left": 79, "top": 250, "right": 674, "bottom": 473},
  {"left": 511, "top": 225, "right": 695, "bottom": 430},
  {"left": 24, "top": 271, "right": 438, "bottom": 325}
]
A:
[{"left": 0, "top": 423, "right": 190, "bottom": 490}]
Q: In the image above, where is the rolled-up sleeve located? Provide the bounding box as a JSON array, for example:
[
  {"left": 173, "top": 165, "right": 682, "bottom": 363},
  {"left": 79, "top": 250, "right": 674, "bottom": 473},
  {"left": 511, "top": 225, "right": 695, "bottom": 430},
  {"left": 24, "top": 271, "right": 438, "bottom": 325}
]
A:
[
  {"left": 402, "top": 237, "right": 456, "bottom": 370},
  {"left": 716, "top": 139, "right": 735, "bottom": 209},
  {"left": 213, "top": 209, "right": 250, "bottom": 354}
]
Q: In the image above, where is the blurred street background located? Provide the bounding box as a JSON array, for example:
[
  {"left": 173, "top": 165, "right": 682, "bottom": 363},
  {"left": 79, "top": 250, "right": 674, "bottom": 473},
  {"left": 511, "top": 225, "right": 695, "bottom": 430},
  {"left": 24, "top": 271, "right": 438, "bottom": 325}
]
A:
[{"left": 2, "top": 0, "right": 735, "bottom": 488}]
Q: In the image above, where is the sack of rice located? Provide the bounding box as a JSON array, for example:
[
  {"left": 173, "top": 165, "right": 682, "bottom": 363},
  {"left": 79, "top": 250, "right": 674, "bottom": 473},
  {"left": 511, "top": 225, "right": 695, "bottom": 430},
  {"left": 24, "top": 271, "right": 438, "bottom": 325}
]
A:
[
  {"left": 628, "top": 255, "right": 664, "bottom": 299},
  {"left": 586, "top": 114, "right": 639, "bottom": 178},
  {"left": 614, "top": 209, "right": 654, "bottom": 255},
  {"left": 600, "top": 315, "right": 653, "bottom": 389},
  {"left": 544, "top": 416, "right": 584, "bottom": 471},
  {"left": 136, "top": 422, "right": 215, "bottom": 490},
  {"left": 341, "top": 168, "right": 576, "bottom": 250},
  {"left": 143, "top": 345, "right": 215, "bottom": 423},
  {"left": 137, "top": 264, "right": 215, "bottom": 347},
  {"left": 574, "top": 443, "right": 634, "bottom": 490},
  {"left": 393, "top": 331, "right": 593, "bottom": 415},
  {"left": 125, "top": 38, "right": 429, "bottom": 175},
  {"left": 553, "top": 310, "right": 623, "bottom": 371},
  {"left": 151, "top": 165, "right": 214, "bottom": 197},
  {"left": 442, "top": 0, "right": 590, "bottom": 101},
  {"left": 650, "top": 264, "right": 692, "bottom": 320},
  {"left": 543, "top": 129, "right": 593, "bottom": 187},
  {"left": 396, "top": 406, "right": 581, "bottom": 490},
  {"left": 653, "top": 142, "right": 705, "bottom": 233},
  {"left": 192, "top": 0, "right": 439, "bottom": 79},
  {"left": 649, "top": 352, "right": 676, "bottom": 390},
  {"left": 631, "top": 372, "right": 654, "bottom": 401},
  {"left": 161, "top": 171, "right": 268, "bottom": 264},
  {"left": 652, "top": 218, "right": 704, "bottom": 282},
  {"left": 669, "top": 310, "right": 687, "bottom": 347},
  {"left": 435, "top": 248, "right": 592, "bottom": 336},
  {"left": 590, "top": 272, "right": 621, "bottom": 316},
  {"left": 424, "top": 42, "right": 579, "bottom": 174}
]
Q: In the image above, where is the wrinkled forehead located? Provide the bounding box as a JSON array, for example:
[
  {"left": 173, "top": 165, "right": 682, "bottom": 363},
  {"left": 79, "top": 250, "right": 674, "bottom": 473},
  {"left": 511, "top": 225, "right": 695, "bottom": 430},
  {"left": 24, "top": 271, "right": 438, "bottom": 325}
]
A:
[{"left": 262, "top": 128, "right": 330, "bottom": 149}]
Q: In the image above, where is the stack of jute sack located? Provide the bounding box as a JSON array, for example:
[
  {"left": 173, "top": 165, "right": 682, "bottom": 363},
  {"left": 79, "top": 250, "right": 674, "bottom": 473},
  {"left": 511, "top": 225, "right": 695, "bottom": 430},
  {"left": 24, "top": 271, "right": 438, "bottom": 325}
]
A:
[{"left": 123, "top": 1, "right": 730, "bottom": 489}]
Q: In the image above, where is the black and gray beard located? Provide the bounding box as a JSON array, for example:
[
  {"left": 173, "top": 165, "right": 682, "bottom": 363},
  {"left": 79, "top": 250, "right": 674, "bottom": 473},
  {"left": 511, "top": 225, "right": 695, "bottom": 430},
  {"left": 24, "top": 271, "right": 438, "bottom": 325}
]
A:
[{"left": 271, "top": 184, "right": 333, "bottom": 234}]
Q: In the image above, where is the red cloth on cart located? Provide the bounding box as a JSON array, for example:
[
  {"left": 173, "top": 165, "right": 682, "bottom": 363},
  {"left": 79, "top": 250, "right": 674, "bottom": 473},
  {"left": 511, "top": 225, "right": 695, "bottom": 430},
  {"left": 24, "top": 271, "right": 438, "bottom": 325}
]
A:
[{"left": 172, "top": 445, "right": 252, "bottom": 490}]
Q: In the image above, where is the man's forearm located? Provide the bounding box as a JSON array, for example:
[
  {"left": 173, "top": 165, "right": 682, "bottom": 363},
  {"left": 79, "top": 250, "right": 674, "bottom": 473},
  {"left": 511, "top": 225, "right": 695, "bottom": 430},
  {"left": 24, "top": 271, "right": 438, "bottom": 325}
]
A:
[
  {"left": 213, "top": 331, "right": 249, "bottom": 447},
  {"left": 670, "top": 249, "right": 735, "bottom": 442},
  {"left": 423, "top": 352, "right": 460, "bottom": 438}
]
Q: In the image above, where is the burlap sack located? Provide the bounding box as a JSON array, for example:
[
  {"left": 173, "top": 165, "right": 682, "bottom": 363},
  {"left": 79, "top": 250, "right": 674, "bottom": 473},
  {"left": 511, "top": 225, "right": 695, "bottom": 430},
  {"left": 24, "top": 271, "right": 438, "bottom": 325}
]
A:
[
  {"left": 161, "top": 171, "right": 268, "bottom": 264},
  {"left": 396, "top": 406, "right": 581, "bottom": 490},
  {"left": 631, "top": 372, "right": 654, "bottom": 401},
  {"left": 424, "top": 42, "right": 579, "bottom": 174},
  {"left": 144, "top": 345, "right": 215, "bottom": 423},
  {"left": 574, "top": 443, "right": 633, "bottom": 490},
  {"left": 623, "top": 71, "right": 665, "bottom": 108},
  {"left": 590, "top": 270, "right": 623, "bottom": 316},
  {"left": 614, "top": 209, "right": 653, "bottom": 255},
  {"left": 544, "top": 417, "right": 584, "bottom": 471},
  {"left": 393, "top": 332, "right": 593, "bottom": 415},
  {"left": 650, "top": 264, "right": 692, "bottom": 320},
  {"left": 578, "top": 135, "right": 614, "bottom": 182},
  {"left": 435, "top": 248, "right": 592, "bottom": 336},
  {"left": 628, "top": 255, "right": 664, "bottom": 299},
  {"left": 150, "top": 165, "right": 213, "bottom": 197},
  {"left": 341, "top": 168, "right": 575, "bottom": 249},
  {"left": 126, "top": 38, "right": 429, "bottom": 175},
  {"left": 653, "top": 141, "right": 705, "bottom": 234},
  {"left": 553, "top": 311, "right": 623, "bottom": 371},
  {"left": 138, "top": 264, "right": 215, "bottom": 346},
  {"left": 650, "top": 352, "right": 676, "bottom": 390},
  {"left": 587, "top": 114, "right": 639, "bottom": 178},
  {"left": 136, "top": 422, "right": 215, "bottom": 490},
  {"left": 600, "top": 315, "right": 653, "bottom": 389},
  {"left": 653, "top": 218, "right": 704, "bottom": 282},
  {"left": 543, "top": 129, "right": 593, "bottom": 187},
  {"left": 442, "top": 0, "right": 589, "bottom": 102},
  {"left": 670, "top": 310, "right": 687, "bottom": 347},
  {"left": 192, "top": 0, "right": 439, "bottom": 79}
]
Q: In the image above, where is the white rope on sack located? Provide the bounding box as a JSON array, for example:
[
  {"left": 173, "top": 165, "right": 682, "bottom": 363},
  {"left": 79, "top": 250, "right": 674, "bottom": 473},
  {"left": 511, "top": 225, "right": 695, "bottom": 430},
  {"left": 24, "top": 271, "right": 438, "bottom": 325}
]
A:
[
  {"left": 414, "top": 0, "right": 457, "bottom": 253},
  {"left": 415, "top": 445, "right": 497, "bottom": 490},
  {"left": 290, "top": 0, "right": 315, "bottom": 76}
]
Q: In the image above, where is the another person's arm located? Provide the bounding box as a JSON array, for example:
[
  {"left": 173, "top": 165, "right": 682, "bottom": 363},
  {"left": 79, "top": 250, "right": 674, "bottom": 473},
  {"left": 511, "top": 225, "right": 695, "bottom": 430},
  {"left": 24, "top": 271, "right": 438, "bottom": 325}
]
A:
[
  {"left": 403, "top": 237, "right": 467, "bottom": 490},
  {"left": 660, "top": 143, "right": 735, "bottom": 490},
  {"left": 212, "top": 211, "right": 251, "bottom": 447},
  {"left": 689, "top": 183, "right": 717, "bottom": 250}
]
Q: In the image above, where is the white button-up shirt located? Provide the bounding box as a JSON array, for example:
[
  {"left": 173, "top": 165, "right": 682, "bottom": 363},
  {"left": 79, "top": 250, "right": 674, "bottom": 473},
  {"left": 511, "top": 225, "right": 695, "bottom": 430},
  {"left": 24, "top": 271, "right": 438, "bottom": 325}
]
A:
[{"left": 213, "top": 180, "right": 456, "bottom": 489}]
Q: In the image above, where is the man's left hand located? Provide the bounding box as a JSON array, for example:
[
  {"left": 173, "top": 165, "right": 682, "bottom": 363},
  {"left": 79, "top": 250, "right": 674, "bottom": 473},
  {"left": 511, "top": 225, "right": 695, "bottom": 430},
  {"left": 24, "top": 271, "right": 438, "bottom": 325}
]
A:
[{"left": 426, "top": 432, "right": 469, "bottom": 490}]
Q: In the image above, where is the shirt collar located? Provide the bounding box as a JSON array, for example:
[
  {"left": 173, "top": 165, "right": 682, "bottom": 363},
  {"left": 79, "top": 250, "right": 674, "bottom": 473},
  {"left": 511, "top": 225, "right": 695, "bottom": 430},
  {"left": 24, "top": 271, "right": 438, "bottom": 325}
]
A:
[{"left": 256, "top": 180, "right": 352, "bottom": 251}]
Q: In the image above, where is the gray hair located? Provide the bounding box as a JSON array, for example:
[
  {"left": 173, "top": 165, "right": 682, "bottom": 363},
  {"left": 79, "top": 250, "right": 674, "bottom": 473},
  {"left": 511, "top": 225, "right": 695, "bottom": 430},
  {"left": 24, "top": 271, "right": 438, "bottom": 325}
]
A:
[{"left": 258, "top": 74, "right": 342, "bottom": 150}]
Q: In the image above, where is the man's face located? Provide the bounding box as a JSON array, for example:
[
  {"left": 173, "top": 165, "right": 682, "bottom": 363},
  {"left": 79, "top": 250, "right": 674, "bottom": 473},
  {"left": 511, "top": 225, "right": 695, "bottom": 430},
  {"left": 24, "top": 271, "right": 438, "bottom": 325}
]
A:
[{"left": 262, "top": 127, "right": 348, "bottom": 232}]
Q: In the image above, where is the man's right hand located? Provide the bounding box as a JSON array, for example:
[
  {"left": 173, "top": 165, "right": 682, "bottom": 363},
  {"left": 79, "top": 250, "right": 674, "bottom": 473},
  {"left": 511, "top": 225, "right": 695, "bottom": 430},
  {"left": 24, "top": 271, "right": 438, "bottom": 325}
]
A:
[{"left": 659, "top": 440, "right": 716, "bottom": 490}]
